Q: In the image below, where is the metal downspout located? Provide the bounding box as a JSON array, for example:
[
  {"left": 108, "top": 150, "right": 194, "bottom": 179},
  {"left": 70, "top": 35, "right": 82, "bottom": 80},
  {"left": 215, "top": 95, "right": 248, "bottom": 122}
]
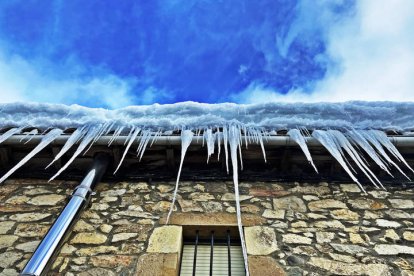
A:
[{"left": 20, "top": 153, "right": 110, "bottom": 276}]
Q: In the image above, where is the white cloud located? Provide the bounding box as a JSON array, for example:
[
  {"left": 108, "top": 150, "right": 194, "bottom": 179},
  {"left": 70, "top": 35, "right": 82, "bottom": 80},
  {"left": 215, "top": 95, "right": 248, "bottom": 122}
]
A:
[
  {"left": 233, "top": 0, "right": 414, "bottom": 103},
  {"left": 0, "top": 51, "right": 137, "bottom": 109}
]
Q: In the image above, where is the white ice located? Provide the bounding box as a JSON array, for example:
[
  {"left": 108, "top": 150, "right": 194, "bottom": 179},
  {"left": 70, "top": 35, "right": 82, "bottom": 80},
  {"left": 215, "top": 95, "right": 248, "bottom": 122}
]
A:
[
  {"left": 0, "top": 129, "right": 63, "bottom": 183},
  {"left": 166, "top": 130, "right": 194, "bottom": 224},
  {"left": 288, "top": 129, "right": 317, "bottom": 173}
]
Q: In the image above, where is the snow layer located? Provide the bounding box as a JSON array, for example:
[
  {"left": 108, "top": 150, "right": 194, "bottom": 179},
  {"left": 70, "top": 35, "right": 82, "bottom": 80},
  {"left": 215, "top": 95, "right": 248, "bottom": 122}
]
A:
[{"left": 1, "top": 101, "right": 414, "bottom": 130}]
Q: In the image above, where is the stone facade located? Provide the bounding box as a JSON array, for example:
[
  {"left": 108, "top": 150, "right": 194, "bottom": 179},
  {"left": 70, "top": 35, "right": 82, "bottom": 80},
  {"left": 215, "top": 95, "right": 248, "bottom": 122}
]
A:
[{"left": 0, "top": 179, "right": 413, "bottom": 275}]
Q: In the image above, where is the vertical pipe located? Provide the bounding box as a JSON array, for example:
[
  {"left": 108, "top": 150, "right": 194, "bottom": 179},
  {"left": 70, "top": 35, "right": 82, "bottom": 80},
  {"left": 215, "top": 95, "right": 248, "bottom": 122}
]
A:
[
  {"left": 20, "top": 153, "right": 110, "bottom": 276},
  {"left": 227, "top": 230, "right": 231, "bottom": 276},
  {"left": 192, "top": 230, "right": 199, "bottom": 276},
  {"left": 210, "top": 231, "right": 214, "bottom": 276}
]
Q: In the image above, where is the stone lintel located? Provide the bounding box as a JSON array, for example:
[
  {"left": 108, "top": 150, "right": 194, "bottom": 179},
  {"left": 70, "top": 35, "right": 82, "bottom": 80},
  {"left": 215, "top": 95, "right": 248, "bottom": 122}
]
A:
[{"left": 159, "top": 212, "right": 265, "bottom": 226}]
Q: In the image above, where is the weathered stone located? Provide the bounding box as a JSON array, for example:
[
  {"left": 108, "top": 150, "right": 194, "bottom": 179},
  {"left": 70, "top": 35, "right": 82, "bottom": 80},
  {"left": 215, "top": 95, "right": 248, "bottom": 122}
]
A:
[
  {"left": 328, "top": 253, "right": 357, "bottom": 263},
  {"left": 111, "top": 210, "right": 153, "bottom": 219},
  {"left": 100, "top": 189, "right": 126, "bottom": 197},
  {"left": 316, "top": 232, "right": 334, "bottom": 243},
  {"left": 78, "top": 268, "right": 116, "bottom": 276},
  {"left": 273, "top": 196, "right": 307, "bottom": 212},
  {"left": 148, "top": 201, "right": 174, "bottom": 212},
  {"left": 314, "top": 220, "right": 345, "bottom": 229},
  {"left": 0, "top": 221, "right": 15, "bottom": 234},
  {"left": 1, "top": 269, "right": 19, "bottom": 276},
  {"left": 249, "top": 186, "right": 290, "bottom": 197},
  {"left": 241, "top": 204, "right": 261, "bottom": 213},
  {"left": 374, "top": 244, "right": 414, "bottom": 255},
  {"left": 24, "top": 187, "right": 53, "bottom": 195},
  {"left": 205, "top": 182, "right": 228, "bottom": 193},
  {"left": 308, "top": 199, "right": 347, "bottom": 211},
  {"left": 364, "top": 210, "right": 382, "bottom": 219},
  {"left": 70, "top": 233, "right": 107, "bottom": 244},
  {"left": 248, "top": 256, "right": 286, "bottom": 276},
  {"left": 100, "top": 196, "right": 118, "bottom": 203},
  {"left": 330, "top": 209, "right": 359, "bottom": 220},
  {"left": 99, "top": 224, "right": 113, "bottom": 234},
  {"left": 188, "top": 192, "right": 214, "bottom": 201},
  {"left": 147, "top": 226, "right": 182, "bottom": 253},
  {"left": 89, "top": 255, "right": 134, "bottom": 268},
  {"left": 349, "top": 198, "right": 386, "bottom": 210},
  {"left": 90, "top": 203, "right": 110, "bottom": 211},
  {"left": 120, "top": 243, "right": 144, "bottom": 254},
  {"left": 9, "top": 212, "right": 51, "bottom": 222},
  {"left": 291, "top": 221, "right": 307, "bottom": 228},
  {"left": 28, "top": 194, "right": 65, "bottom": 206},
  {"left": 136, "top": 253, "right": 179, "bottom": 276},
  {"left": 6, "top": 195, "right": 30, "bottom": 204},
  {"left": 245, "top": 226, "right": 277, "bottom": 255},
  {"left": 289, "top": 185, "right": 331, "bottom": 196},
  {"left": 308, "top": 257, "right": 389, "bottom": 275},
  {"left": 368, "top": 190, "right": 390, "bottom": 199},
  {"left": 282, "top": 234, "right": 312, "bottom": 244},
  {"left": 15, "top": 223, "right": 49, "bottom": 237},
  {"left": 16, "top": 240, "right": 40, "bottom": 252},
  {"left": 73, "top": 220, "right": 95, "bottom": 232},
  {"left": 271, "top": 221, "right": 288, "bottom": 229},
  {"left": 308, "top": 213, "right": 327, "bottom": 219},
  {"left": 389, "top": 199, "right": 414, "bottom": 209},
  {"left": 112, "top": 233, "right": 138, "bottom": 242},
  {"left": 0, "top": 251, "right": 23, "bottom": 268},
  {"left": 61, "top": 244, "right": 77, "bottom": 254},
  {"left": 178, "top": 199, "right": 203, "bottom": 212},
  {"left": 403, "top": 231, "right": 414, "bottom": 241},
  {"left": 292, "top": 246, "right": 318, "bottom": 256},
  {"left": 201, "top": 201, "right": 223, "bottom": 212},
  {"left": 382, "top": 229, "right": 400, "bottom": 241},
  {"left": 263, "top": 209, "right": 285, "bottom": 219},
  {"left": 221, "top": 193, "right": 252, "bottom": 201},
  {"left": 376, "top": 219, "right": 401, "bottom": 228},
  {"left": 331, "top": 243, "right": 370, "bottom": 254},
  {"left": 350, "top": 233, "right": 367, "bottom": 245},
  {"left": 286, "top": 255, "right": 305, "bottom": 266},
  {"left": 340, "top": 184, "right": 361, "bottom": 193},
  {"left": 76, "top": 246, "right": 119, "bottom": 256},
  {"left": 129, "top": 182, "right": 150, "bottom": 191},
  {"left": 385, "top": 209, "right": 412, "bottom": 219}
]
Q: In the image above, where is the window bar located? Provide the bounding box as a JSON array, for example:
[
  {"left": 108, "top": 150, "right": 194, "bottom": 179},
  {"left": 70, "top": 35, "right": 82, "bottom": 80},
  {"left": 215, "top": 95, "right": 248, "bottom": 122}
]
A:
[
  {"left": 210, "top": 231, "right": 214, "bottom": 276},
  {"left": 227, "top": 230, "right": 231, "bottom": 276},
  {"left": 193, "top": 230, "right": 199, "bottom": 276}
]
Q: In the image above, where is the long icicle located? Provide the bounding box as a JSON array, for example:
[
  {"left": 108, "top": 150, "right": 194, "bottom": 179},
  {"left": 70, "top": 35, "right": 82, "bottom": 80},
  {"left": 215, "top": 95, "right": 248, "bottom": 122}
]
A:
[
  {"left": 0, "top": 126, "right": 25, "bottom": 144},
  {"left": 166, "top": 130, "right": 194, "bottom": 224},
  {"left": 49, "top": 125, "right": 103, "bottom": 181},
  {"left": 46, "top": 127, "right": 87, "bottom": 169},
  {"left": 288, "top": 129, "right": 317, "bottom": 173},
  {"left": 114, "top": 127, "right": 141, "bottom": 174},
  {"left": 228, "top": 125, "right": 250, "bottom": 276},
  {"left": 0, "top": 129, "right": 63, "bottom": 183}
]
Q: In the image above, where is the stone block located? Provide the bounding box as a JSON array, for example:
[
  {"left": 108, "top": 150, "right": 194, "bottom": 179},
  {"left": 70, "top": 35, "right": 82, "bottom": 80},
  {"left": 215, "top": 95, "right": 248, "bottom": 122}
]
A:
[
  {"left": 273, "top": 196, "right": 307, "bottom": 212},
  {"left": 248, "top": 256, "right": 285, "bottom": 276},
  {"left": 135, "top": 253, "right": 179, "bottom": 276},
  {"left": 245, "top": 226, "right": 277, "bottom": 255},
  {"left": 147, "top": 226, "right": 182, "bottom": 253}
]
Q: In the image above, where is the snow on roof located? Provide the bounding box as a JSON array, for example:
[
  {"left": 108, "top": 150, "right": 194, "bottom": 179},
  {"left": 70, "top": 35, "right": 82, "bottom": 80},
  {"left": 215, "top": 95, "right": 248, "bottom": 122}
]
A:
[{"left": 1, "top": 101, "right": 414, "bottom": 131}]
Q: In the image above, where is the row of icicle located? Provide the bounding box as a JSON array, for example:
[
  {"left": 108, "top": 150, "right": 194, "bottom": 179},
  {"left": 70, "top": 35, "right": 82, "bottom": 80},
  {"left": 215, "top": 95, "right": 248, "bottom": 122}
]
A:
[{"left": 1, "top": 125, "right": 414, "bottom": 275}]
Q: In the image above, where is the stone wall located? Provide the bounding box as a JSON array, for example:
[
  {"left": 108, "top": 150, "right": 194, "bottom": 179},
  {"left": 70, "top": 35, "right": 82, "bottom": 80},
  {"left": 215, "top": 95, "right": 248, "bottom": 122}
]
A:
[{"left": 0, "top": 178, "right": 414, "bottom": 275}]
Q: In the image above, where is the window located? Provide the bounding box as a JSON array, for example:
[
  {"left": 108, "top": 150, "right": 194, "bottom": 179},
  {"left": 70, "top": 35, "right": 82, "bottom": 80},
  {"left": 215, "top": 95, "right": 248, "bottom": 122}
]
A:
[{"left": 180, "top": 227, "right": 245, "bottom": 276}]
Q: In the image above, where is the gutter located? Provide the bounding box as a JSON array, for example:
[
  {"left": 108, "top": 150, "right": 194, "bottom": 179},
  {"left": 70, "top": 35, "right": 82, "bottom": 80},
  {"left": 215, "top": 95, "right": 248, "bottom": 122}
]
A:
[
  {"left": 20, "top": 153, "right": 110, "bottom": 276},
  {"left": 3, "top": 135, "right": 414, "bottom": 147}
]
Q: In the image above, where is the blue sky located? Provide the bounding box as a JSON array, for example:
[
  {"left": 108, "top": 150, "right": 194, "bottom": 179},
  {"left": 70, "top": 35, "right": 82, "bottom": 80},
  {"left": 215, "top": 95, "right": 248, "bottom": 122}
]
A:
[{"left": 0, "top": 0, "right": 413, "bottom": 108}]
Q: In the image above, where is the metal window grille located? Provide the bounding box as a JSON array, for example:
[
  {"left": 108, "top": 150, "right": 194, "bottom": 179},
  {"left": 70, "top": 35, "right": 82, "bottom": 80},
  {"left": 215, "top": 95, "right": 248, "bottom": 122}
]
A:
[{"left": 180, "top": 230, "right": 245, "bottom": 276}]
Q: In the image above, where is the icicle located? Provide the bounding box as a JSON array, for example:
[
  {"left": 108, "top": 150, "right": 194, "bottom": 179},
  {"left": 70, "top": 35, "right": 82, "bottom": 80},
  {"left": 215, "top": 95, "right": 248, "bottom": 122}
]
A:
[
  {"left": 150, "top": 129, "right": 162, "bottom": 147},
  {"left": 204, "top": 128, "right": 215, "bottom": 163},
  {"left": 114, "top": 127, "right": 141, "bottom": 174},
  {"left": 312, "top": 130, "right": 366, "bottom": 193},
  {"left": 138, "top": 131, "right": 153, "bottom": 161},
  {"left": 347, "top": 130, "right": 393, "bottom": 177},
  {"left": 288, "top": 129, "right": 317, "bottom": 173},
  {"left": 0, "top": 127, "right": 25, "bottom": 144},
  {"left": 108, "top": 126, "right": 124, "bottom": 146},
  {"left": 46, "top": 127, "right": 87, "bottom": 169},
  {"left": 257, "top": 129, "right": 267, "bottom": 163},
  {"left": 50, "top": 125, "right": 103, "bottom": 181},
  {"left": 21, "top": 129, "right": 39, "bottom": 144},
  {"left": 370, "top": 130, "right": 414, "bottom": 174},
  {"left": 84, "top": 122, "right": 111, "bottom": 154},
  {"left": 228, "top": 125, "right": 250, "bottom": 276},
  {"left": 216, "top": 130, "right": 221, "bottom": 161},
  {"left": 328, "top": 130, "right": 383, "bottom": 189},
  {"left": 360, "top": 131, "right": 410, "bottom": 180},
  {"left": 124, "top": 127, "right": 135, "bottom": 145},
  {"left": 166, "top": 130, "right": 194, "bottom": 224},
  {"left": 223, "top": 126, "right": 229, "bottom": 173},
  {"left": 0, "top": 129, "right": 63, "bottom": 183}
]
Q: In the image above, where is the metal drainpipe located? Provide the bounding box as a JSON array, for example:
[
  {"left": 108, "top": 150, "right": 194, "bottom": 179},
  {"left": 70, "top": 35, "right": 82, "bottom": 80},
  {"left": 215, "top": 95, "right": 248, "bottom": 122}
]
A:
[{"left": 20, "top": 153, "right": 110, "bottom": 276}]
